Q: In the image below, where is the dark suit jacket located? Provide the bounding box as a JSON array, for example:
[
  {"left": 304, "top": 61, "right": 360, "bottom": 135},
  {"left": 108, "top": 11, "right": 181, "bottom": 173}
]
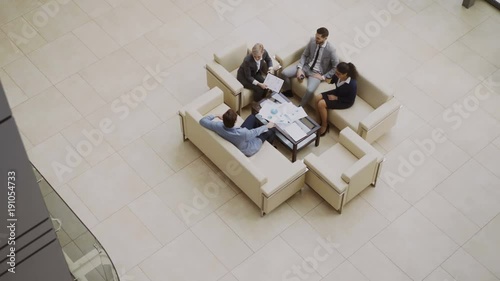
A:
[
  {"left": 298, "top": 38, "right": 339, "bottom": 79},
  {"left": 236, "top": 50, "right": 273, "bottom": 85},
  {"left": 329, "top": 75, "right": 357, "bottom": 105}
]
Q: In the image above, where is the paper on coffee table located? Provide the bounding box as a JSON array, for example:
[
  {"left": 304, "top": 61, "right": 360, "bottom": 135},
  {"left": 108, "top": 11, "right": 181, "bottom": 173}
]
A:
[
  {"left": 259, "top": 101, "right": 289, "bottom": 123},
  {"left": 283, "top": 122, "right": 307, "bottom": 141}
]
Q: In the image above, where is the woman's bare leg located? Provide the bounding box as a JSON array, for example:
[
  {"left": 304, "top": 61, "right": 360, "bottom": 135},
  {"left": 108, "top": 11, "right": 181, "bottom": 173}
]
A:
[{"left": 318, "top": 99, "right": 328, "bottom": 133}]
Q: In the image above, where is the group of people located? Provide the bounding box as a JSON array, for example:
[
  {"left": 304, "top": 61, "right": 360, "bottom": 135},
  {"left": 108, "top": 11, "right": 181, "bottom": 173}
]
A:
[{"left": 200, "top": 27, "right": 358, "bottom": 156}]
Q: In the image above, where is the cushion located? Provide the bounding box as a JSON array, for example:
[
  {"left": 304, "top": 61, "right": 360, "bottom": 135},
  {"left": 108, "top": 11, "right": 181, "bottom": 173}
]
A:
[
  {"left": 321, "top": 144, "right": 358, "bottom": 176},
  {"left": 249, "top": 143, "right": 295, "bottom": 196},
  {"left": 329, "top": 98, "right": 374, "bottom": 132}
]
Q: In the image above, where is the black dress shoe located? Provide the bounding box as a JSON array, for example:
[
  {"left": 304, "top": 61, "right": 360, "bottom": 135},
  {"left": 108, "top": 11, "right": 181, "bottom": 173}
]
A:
[{"left": 282, "top": 90, "right": 293, "bottom": 97}]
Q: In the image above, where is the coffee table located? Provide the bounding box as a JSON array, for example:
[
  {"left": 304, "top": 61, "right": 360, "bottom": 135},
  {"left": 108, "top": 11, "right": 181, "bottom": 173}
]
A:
[{"left": 253, "top": 93, "right": 321, "bottom": 162}]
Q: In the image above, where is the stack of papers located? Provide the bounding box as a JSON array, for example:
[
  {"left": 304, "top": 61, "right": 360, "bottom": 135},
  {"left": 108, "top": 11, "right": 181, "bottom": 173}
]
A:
[
  {"left": 283, "top": 122, "right": 307, "bottom": 141},
  {"left": 259, "top": 101, "right": 307, "bottom": 124}
]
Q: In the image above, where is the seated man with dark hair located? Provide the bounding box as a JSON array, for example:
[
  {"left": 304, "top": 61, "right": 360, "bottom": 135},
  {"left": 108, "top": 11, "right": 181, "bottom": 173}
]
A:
[{"left": 199, "top": 109, "right": 276, "bottom": 157}]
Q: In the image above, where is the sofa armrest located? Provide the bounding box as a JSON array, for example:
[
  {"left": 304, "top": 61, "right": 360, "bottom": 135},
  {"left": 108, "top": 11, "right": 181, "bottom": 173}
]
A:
[
  {"left": 360, "top": 98, "right": 401, "bottom": 132},
  {"left": 261, "top": 161, "right": 306, "bottom": 197},
  {"left": 304, "top": 154, "right": 348, "bottom": 194},
  {"left": 179, "top": 87, "right": 224, "bottom": 117},
  {"left": 206, "top": 62, "right": 243, "bottom": 95},
  {"left": 275, "top": 42, "right": 305, "bottom": 69},
  {"left": 339, "top": 127, "right": 381, "bottom": 160}
]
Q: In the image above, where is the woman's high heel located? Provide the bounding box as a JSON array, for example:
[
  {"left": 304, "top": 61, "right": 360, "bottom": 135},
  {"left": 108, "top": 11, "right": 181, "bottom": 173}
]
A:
[{"left": 319, "top": 124, "right": 330, "bottom": 136}]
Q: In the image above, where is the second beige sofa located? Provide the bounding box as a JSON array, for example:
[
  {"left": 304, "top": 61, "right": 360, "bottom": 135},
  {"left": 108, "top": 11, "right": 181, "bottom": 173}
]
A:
[
  {"left": 179, "top": 87, "right": 307, "bottom": 216},
  {"left": 275, "top": 42, "right": 401, "bottom": 143}
]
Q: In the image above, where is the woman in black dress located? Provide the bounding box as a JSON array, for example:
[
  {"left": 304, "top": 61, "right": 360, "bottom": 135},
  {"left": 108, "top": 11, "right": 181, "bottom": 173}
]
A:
[{"left": 316, "top": 62, "right": 358, "bottom": 136}]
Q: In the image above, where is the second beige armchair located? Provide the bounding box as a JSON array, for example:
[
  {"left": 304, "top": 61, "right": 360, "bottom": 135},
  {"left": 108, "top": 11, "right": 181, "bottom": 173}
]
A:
[{"left": 304, "top": 127, "right": 384, "bottom": 213}]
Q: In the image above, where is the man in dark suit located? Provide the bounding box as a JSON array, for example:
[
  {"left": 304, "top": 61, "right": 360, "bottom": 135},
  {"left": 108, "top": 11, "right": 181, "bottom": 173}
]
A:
[
  {"left": 281, "top": 27, "right": 340, "bottom": 107},
  {"left": 237, "top": 43, "right": 274, "bottom": 102}
]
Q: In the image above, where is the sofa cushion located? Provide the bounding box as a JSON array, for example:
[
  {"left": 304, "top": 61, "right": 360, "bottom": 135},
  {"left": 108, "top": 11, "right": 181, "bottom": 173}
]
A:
[
  {"left": 329, "top": 97, "right": 374, "bottom": 132},
  {"left": 249, "top": 143, "right": 298, "bottom": 196},
  {"left": 317, "top": 144, "right": 358, "bottom": 193},
  {"left": 214, "top": 42, "right": 248, "bottom": 72}
]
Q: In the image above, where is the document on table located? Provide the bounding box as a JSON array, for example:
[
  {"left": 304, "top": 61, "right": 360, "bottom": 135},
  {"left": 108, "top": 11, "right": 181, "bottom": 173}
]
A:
[
  {"left": 283, "top": 122, "right": 307, "bottom": 141},
  {"left": 271, "top": 93, "right": 288, "bottom": 104},
  {"left": 282, "top": 103, "right": 307, "bottom": 122},
  {"left": 263, "top": 73, "right": 284, "bottom": 93}
]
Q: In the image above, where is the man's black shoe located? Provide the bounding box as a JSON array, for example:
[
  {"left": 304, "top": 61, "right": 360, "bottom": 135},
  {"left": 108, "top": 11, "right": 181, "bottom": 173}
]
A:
[{"left": 282, "top": 90, "right": 293, "bottom": 97}]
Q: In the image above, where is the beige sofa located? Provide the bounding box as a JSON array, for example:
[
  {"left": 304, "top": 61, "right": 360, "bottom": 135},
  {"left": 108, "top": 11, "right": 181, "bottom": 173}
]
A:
[
  {"left": 304, "top": 127, "right": 384, "bottom": 213},
  {"left": 179, "top": 87, "right": 307, "bottom": 216},
  {"left": 275, "top": 42, "right": 401, "bottom": 143},
  {"left": 206, "top": 43, "right": 279, "bottom": 113}
]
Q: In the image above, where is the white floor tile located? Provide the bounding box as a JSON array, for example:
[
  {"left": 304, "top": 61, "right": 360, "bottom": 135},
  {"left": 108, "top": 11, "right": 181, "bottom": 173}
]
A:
[
  {"left": 94, "top": 0, "right": 161, "bottom": 46},
  {"left": 217, "top": 194, "right": 300, "bottom": 251},
  {"left": 232, "top": 236, "right": 322, "bottom": 281},
  {"left": 349, "top": 242, "right": 412, "bottom": 281},
  {"left": 415, "top": 191, "right": 480, "bottom": 245},
  {"left": 140, "top": 231, "right": 227, "bottom": 281},
  {"left": 1, "top": 17, "right": 47, "bottom": 54},
  {"left": 464, "top": 214, "right": 500, "bottom": 279},
  {"left": 304, "top": 198, "right": 389, "bottom": 258},
  {"left": 68, "top": 153, "right": 150, "bottom": 220},
  {"left": 372, "top": 208, "right": 458, "bottom": 281},
  {"left": 86, "top": 101, "right": 162, "bottom": 150},
  {"left": 191, "top": 213, "right": 253, "bottom": 270},
  {"left": 360, "top": 180, "right": 411, "bottom": 222},
  {"left": 72, "top": 20, "right": 119, "bottom": 58},
  {"left": 119, "top": 138, "right": 173, "bottom": 187},
  {"left": 128, "top": 191, "right": 186, "bottom": 245},
  {"left": 408, "top": 54, "right": 479, "bottom": 107},
  {"left": 4, "top": 56, "right": 52, "bottom": 97},
  {"left": 27, "top": 133, "right": 90, "bottom": 188},
  {"left": 442, "top": 248, "right": 499, "bottom": 281},
  {"left": 146, "top": 17, "right": 213, "bottom": 64},
  {"left": 0, "top": 29, "right": 23, "bottom": 67},
  {"left": 460, "top": 17, "right": 500, "bottom": 68},
  {"left": 24, "top": 1, "right": 90, "bottom": 42},
  {"left": 0, "top": 68, "right": 27, "bottom": 108},
  {"left": 93, "top": 207, "right": 162, "bottom": 273},
  {"left": 280, "top": 219, "right": 345, "bottom": 277},
  {"left": 80, "top": 49, "right": 150, "bottom": 102},
  {"left": 13, "top": 86, "right": 82, "bottom": 144},
  {"left": 154, "top": 158, "right": 236, "bottom": 226},
  {"left": 60, "top": 118, "right": 115, "bottom": 166},
  {"left": 435, "top": 159, "right": 500, "bottom": 227},
  {"left": 55, "top": 73, "right": 106, "bottom": 116},
  {"left": 322, "top": 260, "right": 369, "bottom": 281},
  {"left": 28, "top": 33, "right": 97, "bottom": 84}
]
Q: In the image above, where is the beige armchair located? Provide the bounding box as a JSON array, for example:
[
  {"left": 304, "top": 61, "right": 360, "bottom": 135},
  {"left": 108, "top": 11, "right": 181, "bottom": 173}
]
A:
[
  {"left": 304, "top": 127, "right": 384, "bottom": 213},
  {"left": 275, "top": 43, "right": 401, "bottom": 143},
  {"left": 206, "top": 43, "right": 278, "bottom": 113}
]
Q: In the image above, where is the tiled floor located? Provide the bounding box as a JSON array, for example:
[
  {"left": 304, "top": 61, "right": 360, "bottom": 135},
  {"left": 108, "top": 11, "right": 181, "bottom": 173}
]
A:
[{"left": 2, "top": 0, "right": 500, "bottom": 280}]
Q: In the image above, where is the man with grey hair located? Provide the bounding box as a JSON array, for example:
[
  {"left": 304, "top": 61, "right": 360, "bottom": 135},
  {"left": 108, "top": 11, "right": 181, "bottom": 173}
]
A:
[
  {"left": 237, "top": 43, "right": 275, "bottom": 102},
  {"left": 281, "top": 27, "right": 339, "bottom": 107}
]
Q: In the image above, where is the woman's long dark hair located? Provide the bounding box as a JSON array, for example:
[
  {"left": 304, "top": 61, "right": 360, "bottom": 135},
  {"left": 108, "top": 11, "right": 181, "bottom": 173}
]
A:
[{"left": 337, "top": 62, "right": 358, "bottom": 79}]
